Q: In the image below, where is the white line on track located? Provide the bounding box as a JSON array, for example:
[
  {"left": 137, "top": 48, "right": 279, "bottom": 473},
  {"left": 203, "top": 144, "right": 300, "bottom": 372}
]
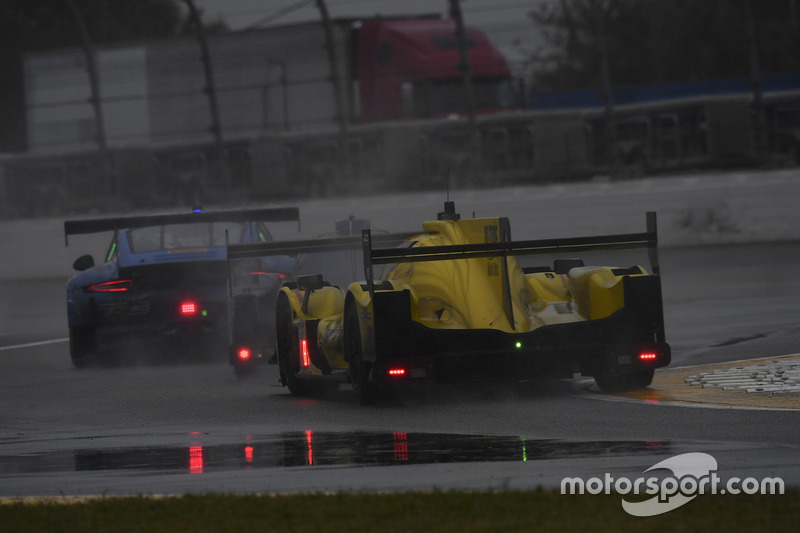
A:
[
  {"left": 578, "top": 392, "right": 800, "bottom": 412},
  {"left": 0, "top": 338, "right": 68, "bottom": 351}
]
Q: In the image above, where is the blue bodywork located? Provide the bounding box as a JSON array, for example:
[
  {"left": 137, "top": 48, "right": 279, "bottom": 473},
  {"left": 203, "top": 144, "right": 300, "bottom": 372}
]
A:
[{"left": 64, "top": 208, "right": 298, "bottom": 366}]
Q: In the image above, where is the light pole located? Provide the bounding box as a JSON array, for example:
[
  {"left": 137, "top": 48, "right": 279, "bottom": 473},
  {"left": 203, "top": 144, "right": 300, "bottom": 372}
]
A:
[
  {"left": 448, "top": 0, "right": 482, "bottom": 186},
  {"left": 742, "top": 0, "right": 767, "bottom": 162},
  {"left": 63, "top": 0, "right": 118, "bottom": 204},
  {"left": 64, "top": 0, "right": 107, "bottom": 154},
  {"left": 183, "top": 0, "right": 226, "bottom": 186},
  {"left": 592, "top": 0, "right": 618, "bottom": 176},
  {"left": 314, "top": 0, "right": 347, "bottom": 135},
  {"left": 448, "top": 0, "right": 477, "bottom": 128}
]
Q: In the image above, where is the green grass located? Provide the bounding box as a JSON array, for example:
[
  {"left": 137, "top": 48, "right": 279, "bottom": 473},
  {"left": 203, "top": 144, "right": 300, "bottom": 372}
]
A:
[{"left": 1, "top": 489, "right": 798, "bottom": 532}]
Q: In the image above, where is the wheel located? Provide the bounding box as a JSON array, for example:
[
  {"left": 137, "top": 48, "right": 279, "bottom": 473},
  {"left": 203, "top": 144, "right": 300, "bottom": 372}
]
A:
[
  {"left": 594, "top": 368, "right": 654, "bottom": 392},
  {"left": 69, "top": 326, "right": 97, "bottom": 368},
  {"left": 231, "top": 295, "right": 259, "bottom": 377},
  {"left": 233, "top": 359, "right": 257, "bottom": 378},
  {"left": 344, "top": 300, "right": 374, "bottom": 404},
  {"left": 276, "top": 293, "right": 307, "bottom": 396}
]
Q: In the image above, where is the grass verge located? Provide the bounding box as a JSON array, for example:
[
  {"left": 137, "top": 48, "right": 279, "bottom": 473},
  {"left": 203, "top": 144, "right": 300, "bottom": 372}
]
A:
[{"left": 1, "top": 489, "right": 798, "bottom": 532}]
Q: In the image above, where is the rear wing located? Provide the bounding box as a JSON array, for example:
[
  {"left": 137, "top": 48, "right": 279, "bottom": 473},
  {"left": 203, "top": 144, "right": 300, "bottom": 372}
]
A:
[
  {"left": 364, "top": 212, "right": 659, "bottom": 274},
  {"left": 227, "top": 231, "right": 419, "bottom": 260},
  {"left": 64, "top": 207, "right": 300, "bottom": 245},
  {"left": 362, "top": 212, "right": 661, "bottom": 326},
  {"left": 226, "top": 231, "right": 419, "bottom": 298}
]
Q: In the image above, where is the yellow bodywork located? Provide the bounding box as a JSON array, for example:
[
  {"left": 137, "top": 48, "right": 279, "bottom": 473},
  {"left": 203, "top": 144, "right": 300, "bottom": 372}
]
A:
[
  {"left": 381, "top": 217, "right": 648, "bottom": 333},
  {"left": 279, "top": 285, "right": 348, "bottom": 375},
  {"left": 283, "top": 214, "right": 651, "bottom": 371}
]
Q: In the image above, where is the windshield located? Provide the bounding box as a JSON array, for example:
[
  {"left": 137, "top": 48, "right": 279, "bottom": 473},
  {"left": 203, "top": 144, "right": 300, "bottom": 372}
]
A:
[{"left": 127, "top": 222, "right": 248, "bottom": 253}]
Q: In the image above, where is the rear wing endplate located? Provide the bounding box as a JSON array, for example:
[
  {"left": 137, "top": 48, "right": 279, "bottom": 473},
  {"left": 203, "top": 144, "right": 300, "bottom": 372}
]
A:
[{"left": 64, "top": 207, "right": 301, "bottom": 245}]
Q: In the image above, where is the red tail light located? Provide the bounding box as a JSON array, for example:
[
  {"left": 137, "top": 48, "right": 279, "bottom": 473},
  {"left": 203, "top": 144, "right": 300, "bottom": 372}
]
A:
[
  {"left": 300, "top": 339, "right": 311, "bottom": 367},
  {"left": 87, "top": 279, "right": 132, "bottom": 292},
  {"left": 639, "top": 352, "right": 657, "bottom": 361},
  {"left": 237, "top": 348, "right": 251, "bottom": 361},
  {"left": 388, "top": 368, "right": 406, "bottom": 377},
  {"left": 180, "top": 302, "right": 197, "bottom": 315}
]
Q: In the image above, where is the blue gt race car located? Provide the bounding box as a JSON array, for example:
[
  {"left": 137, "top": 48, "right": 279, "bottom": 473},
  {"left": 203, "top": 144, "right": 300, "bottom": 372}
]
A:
[{"left": 64, "top": 207, "right": 298, "bottom": 368}]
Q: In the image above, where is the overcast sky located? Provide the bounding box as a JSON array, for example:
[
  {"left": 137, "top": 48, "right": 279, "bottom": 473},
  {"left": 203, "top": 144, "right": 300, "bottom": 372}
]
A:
[{"left": 192, "top": 0, "right": 553, "bottom": 74}]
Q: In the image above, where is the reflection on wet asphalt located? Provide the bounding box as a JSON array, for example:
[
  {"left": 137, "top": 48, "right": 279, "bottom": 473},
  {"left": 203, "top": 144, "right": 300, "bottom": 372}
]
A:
[{"left": 0, "top": 432, "right": 668, "bottom": 475}]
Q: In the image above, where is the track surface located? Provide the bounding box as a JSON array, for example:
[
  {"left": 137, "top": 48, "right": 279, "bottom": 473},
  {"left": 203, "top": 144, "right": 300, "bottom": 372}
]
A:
[
  {"left": 1, "top": 241, "right": 799, "bottom": 497},
  {"left": 2, "top": 173, "right": 800, "bottom": 498}
]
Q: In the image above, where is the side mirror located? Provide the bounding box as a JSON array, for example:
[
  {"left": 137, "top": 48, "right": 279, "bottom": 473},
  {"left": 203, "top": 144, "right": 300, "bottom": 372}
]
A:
[{"left": 73, "top": 254, "right": 95, "bottom": 271}]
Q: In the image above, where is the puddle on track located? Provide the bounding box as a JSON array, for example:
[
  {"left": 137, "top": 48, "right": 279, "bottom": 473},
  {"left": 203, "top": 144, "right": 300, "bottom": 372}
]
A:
[{"left": 0, "top": 432, "right": 669, "bottom": 476}]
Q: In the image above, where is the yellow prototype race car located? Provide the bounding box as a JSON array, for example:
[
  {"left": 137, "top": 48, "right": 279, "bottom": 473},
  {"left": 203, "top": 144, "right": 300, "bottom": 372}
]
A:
[{"left": 228, "top": 203, "right": 670, "bottom": 403}]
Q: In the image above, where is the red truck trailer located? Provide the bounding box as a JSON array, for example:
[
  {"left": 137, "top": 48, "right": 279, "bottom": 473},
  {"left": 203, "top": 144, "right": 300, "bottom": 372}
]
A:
[{"left": 357, "top": 18, "right": 515, "bottom": 121}]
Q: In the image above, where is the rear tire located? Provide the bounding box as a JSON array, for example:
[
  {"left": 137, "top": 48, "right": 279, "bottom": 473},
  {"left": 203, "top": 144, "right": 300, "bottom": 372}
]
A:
[
  {"left": 594, "top": 368, "right": 654, "bottom": 392},
  {"left": 276, "top": 293, "right": 307, "bottom": 396},
  {"left": 69, "top": 326, "right": 97, "bottom": 368},
  {"left": 344, "top": 300, "right": 374, "bottom": 405}
]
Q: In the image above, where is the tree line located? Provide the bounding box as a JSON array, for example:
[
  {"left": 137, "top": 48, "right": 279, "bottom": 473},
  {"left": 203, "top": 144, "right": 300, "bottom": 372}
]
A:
[
  {"left": 2, "top": 1, "right": 799, "bottom": 110},
  {"left": 0, "top": 0, "right": 223, "bottom": 53},
  {"left": 525, "top": 0, "right": 800, "bottom": 92}
]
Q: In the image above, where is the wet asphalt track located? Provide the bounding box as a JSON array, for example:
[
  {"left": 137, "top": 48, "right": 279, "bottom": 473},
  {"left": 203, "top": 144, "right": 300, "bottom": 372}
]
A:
[{"left": 1, "top": 242, "right": 799, "bottom": 498}]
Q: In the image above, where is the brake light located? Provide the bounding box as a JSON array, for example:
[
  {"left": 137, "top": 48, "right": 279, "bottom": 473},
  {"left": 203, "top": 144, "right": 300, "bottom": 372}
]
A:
[
  {"left": 237, "top": 348, "right": 251, "bottom": 361},
  {"left": 300, "top": 339, "right": 311, "bottom": 367},
  {"left": 87, "top": 279, "right": 132, "bottom": 292},
  {"left": 639, "top": 352, "right": 658, "bottom": 361},
  {"left": 388, "top": 368, "right": 406, "bottom": 376},
  {"left": 180, "top": 302, "right": 197, "bottom": 315}
]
